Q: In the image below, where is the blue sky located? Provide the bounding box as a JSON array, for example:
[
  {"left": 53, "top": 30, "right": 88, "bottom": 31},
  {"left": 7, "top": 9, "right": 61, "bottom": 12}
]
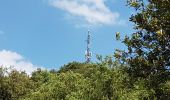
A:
[{"left": 0, "top": 0, "right": 134, "bottom": 73}]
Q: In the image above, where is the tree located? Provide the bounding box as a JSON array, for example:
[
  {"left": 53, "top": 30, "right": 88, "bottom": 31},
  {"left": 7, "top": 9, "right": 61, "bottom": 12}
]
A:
[
  {"left": 0, "top": 67, "right": 11, "bottom": 100},
  {"left": 0, "top": 68, "right": 33, "bottom": 100},
  {"left": 7, "top": 70, "right": 34, "bottom": 100},
  {"left": 115, "top": 0, "right": 170, "bottom": 99}
]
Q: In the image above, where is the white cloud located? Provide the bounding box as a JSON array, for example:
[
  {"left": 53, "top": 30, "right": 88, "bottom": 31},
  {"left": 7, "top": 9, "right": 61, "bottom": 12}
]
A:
[
  {"left": 49, "top": 0, "right": 123, "bottom": 26},
  {"left": 0, "top": 50, "right": 42, "bottom": 75}
]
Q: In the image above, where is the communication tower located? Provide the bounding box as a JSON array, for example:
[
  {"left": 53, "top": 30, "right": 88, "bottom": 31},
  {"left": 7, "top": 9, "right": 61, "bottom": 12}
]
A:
[{"left": 85, "top": 30, "right": 92, "bottom": 63}]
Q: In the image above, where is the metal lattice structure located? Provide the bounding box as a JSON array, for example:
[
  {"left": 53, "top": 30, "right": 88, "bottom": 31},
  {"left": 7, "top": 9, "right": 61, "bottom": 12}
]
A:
[{"left": 85, "top": 30, "right": 92, "bottom": 63}]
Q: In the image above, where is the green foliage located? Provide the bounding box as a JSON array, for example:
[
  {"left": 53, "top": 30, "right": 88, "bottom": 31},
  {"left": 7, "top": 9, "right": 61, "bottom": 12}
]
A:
[
  {"left": 116, "top": 32, "right": 121, "bottom": 40},
  {"left": 8, "top": 71, "right": 34, "bottom": 100},
  {"left": 0, "top": 68, "right": 34, "bottom": 100},
  {"left": 1, "top": 59, "right": 170, "bottom": 99},
  {"left": 0, "top": 61, "right": 133, "bottom": 99},
  {"left": 0, "top": 67, "right": 11, "bottom": 100},
  {"left": 115, "top": 0, "right": 170, "bottom": 99}
]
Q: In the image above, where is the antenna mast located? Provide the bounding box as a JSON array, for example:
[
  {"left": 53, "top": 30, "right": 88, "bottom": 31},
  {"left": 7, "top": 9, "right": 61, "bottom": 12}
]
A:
[{"left": 85, "top": 30, "right": 92, "bottom": 63}]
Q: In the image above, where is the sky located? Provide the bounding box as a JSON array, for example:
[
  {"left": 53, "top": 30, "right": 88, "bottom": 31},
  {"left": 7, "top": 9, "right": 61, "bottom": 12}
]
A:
[{"left": 0, "top": 0, "right": 134, "bottom": 74}]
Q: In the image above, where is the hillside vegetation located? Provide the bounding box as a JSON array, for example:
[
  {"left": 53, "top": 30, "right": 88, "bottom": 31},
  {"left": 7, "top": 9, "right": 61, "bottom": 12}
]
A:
[{"left": 0, "top": 60, "right": 170, "bottom": 100}]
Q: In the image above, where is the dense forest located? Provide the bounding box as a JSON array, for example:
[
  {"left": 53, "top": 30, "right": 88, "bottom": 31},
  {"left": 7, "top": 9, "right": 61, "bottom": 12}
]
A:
[{"left": 1, "top": 0, "right": 170, "bottom": 99}]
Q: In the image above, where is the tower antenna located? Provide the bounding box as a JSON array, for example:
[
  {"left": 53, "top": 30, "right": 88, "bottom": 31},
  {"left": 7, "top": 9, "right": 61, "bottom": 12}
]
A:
[{"left": 85, "top": 30, "right": 92, "bottom": 63}]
